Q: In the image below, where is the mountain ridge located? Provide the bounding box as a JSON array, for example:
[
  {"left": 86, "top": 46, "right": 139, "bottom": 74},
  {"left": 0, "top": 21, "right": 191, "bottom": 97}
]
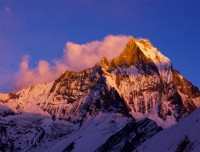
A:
[
  {"left": 0, "top": 37, "right": 199, "bottom": 124},
  {"left": 0, "top": 37, "right": 199, "bottom": 151}
]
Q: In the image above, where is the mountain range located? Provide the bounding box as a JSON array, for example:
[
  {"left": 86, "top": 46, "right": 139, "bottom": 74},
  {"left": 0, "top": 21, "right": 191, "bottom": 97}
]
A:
[{"left": 0, "top": 37, "right": 199, "bottom": 152}]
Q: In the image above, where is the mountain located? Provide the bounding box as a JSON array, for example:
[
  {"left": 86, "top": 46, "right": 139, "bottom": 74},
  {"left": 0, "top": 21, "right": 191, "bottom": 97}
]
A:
[
  {"left": 95, "top": 118, "right": 163, "bottom": 152},
  {"left": 136, "top": 108, "right": 200, "bottom": 152},
  {"left": 0, "top": 37, "right": 199, "bottom": 151}
]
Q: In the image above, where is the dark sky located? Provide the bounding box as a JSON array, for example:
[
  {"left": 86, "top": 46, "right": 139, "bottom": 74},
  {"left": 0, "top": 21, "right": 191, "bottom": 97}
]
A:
[{"left": 0, "top": 0, "right": 199, "bottom": 92}]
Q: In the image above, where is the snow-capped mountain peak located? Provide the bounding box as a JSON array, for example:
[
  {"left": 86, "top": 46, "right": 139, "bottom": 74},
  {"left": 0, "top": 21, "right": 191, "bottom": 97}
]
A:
[
  {"left": 111, "top": 37, "right": 156, "bottom": 68},
  {"left": 136, "top": 38, "right": 171, "bottom": 64},
  {"left": 0, "top": 37, "right": 199, "bottom": 152}
]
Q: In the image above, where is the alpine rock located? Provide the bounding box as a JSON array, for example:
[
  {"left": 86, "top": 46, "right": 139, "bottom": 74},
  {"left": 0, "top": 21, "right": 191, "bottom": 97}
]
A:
[{"left": 0, "top": 37, "right": 199, "bottom": 152}]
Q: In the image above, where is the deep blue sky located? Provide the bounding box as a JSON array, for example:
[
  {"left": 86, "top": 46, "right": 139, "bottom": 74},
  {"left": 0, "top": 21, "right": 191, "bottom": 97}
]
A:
[{"left": 0, "top": 0, "right": 199, "bottom": 92}]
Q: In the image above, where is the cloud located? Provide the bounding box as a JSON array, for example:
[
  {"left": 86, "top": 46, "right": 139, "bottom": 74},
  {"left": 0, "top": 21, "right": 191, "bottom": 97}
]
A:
[
  {"left": 13, "top": 35, "right": 130, "bottom": 91},
  {"left": 60, "top": 35, "right": 131, "bottom": 71},
  {"left": 13, "top": 56, "right": 67, "bottom": 91}
]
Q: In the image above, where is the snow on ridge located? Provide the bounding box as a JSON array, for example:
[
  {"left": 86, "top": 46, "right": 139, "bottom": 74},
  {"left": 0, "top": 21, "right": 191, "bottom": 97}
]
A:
[
  {"left": 136, "top": 39, "right": 171, "bottom": 63},
  {"left": 2, "top": 82, "right": 54, "bottom": 115},
  {"left": 136, "top": 39, "right": 172, "bottom": 83},
  {"left": 0, "top": 93, "right": 9, "bottom": 101},
  {"left": 135, "top": 39, "right": 171, "bottom": 68},
  {"left": 48, "top": 112, "right": 131, "bottom": 152},
  {"left": 137, "top": 108, "right": 200, "bottom": 152}
]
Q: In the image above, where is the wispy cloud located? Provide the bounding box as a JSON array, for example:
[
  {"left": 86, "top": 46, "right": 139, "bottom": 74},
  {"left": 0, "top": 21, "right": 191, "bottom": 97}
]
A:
[
  {"left": 12, "top": 35, "right": 130, "bottom": 91},
  {"left": 61, "top": 35, "right": 131, "bottom": 71},
  {"left": 12, "top": 55, "right": 68, "bottom": 92}
]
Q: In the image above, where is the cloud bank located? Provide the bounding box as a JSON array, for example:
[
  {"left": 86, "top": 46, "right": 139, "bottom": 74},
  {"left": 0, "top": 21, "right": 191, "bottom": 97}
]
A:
[
  {"left": 13, "top": 56, "right": 67, "bottom": 91},
  {"left": 13, "top": 35, "right": 130, "bottom": 91}
]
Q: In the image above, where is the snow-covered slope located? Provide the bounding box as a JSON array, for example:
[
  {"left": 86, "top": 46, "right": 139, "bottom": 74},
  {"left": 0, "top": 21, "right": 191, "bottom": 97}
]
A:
[
  {"left": 0, "top": 37, "right": 199, "bottom": 151},
  {"left": 95, "top": 118, "right": 162, "bottom": 152},
  {"left": 137, "top": 108, "right": 200, "bottom": 152},
  {"left": 48, "top": 113, "right": 131, "bottom": 152},
  {"left": 102, "top": 37, "right": 199, "bottom": 127},
  {"left": 136, "top": 39, "right": 172, "bottom": 84},
  {"left": 1, "top": 37, "right": 199, "bottom": 126},
  {"left": 0, "top": 112, "right": 76, "bottom": 152},
  {"left": 3, "top": 82, "right": 53, "bottom": 115}
]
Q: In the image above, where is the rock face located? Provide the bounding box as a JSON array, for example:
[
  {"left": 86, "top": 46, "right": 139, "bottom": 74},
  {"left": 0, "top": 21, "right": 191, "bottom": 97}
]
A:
[
  {"left": 0, "top": 37, "right": 199, "bottom": 151},
  {"left": 136, "top": 108, "right": 200, "bottom": 152},
  {"left": 46, "top": 67, "right": 130, "bottom": 122},
  {"left": 95, "top": 118, "right": 163, "bottom": 152},
  {"left": 101, "top": 38, "right": 200, "bottom": 127}
]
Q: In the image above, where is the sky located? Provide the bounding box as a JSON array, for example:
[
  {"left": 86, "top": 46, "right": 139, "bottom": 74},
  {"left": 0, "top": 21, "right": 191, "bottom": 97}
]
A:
[{"left": 0, "top": 0, "right": 199, "bottom": 93}]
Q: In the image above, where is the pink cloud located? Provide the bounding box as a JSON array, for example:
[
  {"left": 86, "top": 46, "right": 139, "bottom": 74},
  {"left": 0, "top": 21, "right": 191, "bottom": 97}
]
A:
[
  {"left": 60, "top": 35, "right": 131, "bottom": 71},
  {"left": 13, "top": 35, "right": 130, "bottom": 91},
  {"left": 13, "top": 56, "right": 67, "bottom": 91}
]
